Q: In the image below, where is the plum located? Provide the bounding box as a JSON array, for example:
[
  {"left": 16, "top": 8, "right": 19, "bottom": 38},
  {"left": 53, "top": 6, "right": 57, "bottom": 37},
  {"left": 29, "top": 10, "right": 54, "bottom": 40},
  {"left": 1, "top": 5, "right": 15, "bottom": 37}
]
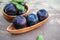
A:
[
  {"left": 4, "top": 3, "right": 17, "bottom": 16},
  {"left": 17, "top": 9, "right": 26, "bottom": 15},
  {"left": 37, "top": 9, "right": 48, "bottom": 21},
  {"left": 13, "top": 16, "right": 26, "bottom": 29},
  {"left": 26, "top": 14, "right": 38, "bottom": 26}
]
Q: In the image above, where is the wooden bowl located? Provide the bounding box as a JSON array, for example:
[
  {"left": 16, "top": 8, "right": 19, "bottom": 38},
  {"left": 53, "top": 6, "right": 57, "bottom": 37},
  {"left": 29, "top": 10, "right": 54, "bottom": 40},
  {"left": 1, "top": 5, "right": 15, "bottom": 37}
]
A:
[
  {"left": 3, "top": 4, "right": 29, "bottom": 22},
  {"left": 7, "top": 17, "right": 48, "bottom": 35}
]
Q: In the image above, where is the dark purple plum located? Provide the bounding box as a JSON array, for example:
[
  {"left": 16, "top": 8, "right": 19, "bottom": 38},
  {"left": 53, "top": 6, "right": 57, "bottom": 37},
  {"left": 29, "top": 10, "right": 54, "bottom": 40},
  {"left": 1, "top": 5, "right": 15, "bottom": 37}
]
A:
[
  {"left": 13, "top": 16, "right": 26, "bottom": 29},
  {"left": 37, "top": 9, "right": 48, "bottom": 21},
  {"left": 26, "top": 14, "right": 38, "bottom": 26},
  {"left": 4, "top": 3, "right": 17, "bottom": 16},
  {"left": 17, "top": 9, "right": 26, "bottom": 15}
]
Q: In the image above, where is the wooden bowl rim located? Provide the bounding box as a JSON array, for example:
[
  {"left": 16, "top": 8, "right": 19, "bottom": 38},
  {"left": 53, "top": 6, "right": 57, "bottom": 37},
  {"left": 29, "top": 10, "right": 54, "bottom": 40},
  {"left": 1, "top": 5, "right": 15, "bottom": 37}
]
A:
[
  {"left": 7, "top": 17, "right": 48, "bottom": 32},
  {"left": 3, "top": 4, "right": 29, "bottom": 17}
]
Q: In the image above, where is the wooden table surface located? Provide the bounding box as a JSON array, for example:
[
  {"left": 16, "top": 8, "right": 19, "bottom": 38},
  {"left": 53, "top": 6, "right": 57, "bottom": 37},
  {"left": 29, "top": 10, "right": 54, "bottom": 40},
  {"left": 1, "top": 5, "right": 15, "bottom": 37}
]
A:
[{"left": 0, "top": 0, "right": 60, "bottom": 40}]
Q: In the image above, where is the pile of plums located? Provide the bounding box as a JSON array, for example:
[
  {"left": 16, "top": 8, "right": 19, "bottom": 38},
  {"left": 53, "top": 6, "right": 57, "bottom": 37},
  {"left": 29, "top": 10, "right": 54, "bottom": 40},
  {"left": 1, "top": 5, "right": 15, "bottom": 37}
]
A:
[
  {"left": 4, "top": 0, "right": 26, "bottom": 16},
  {"left": 13, "top": 9, "right": 48, "bottom": 29}
]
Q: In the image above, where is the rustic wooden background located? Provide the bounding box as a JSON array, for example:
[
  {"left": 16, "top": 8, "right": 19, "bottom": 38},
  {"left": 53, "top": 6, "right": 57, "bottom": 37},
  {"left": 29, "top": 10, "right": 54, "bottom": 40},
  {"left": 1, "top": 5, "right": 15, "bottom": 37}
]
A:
[{"left": 0, "top": 0, "right": 60, "bottom": 40}]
